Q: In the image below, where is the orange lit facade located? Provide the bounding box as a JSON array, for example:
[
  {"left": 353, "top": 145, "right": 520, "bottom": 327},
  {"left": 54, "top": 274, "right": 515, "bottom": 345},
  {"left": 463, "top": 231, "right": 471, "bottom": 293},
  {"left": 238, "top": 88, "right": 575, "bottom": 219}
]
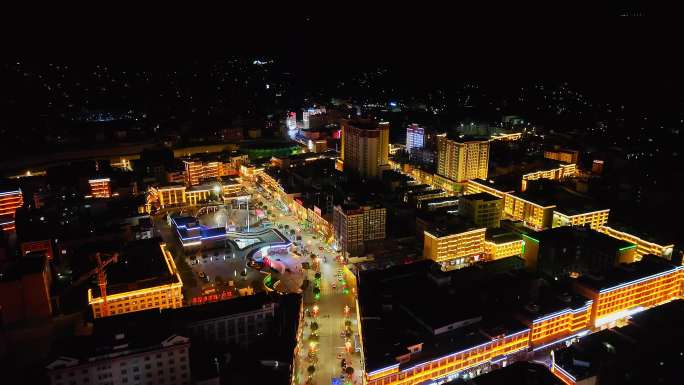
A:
[
  {"left": 87, "top": 178, "right": 111, "bottom": 198},
  {"left": 465, "top": 179, "right": 509, "bottom": 199},
  {"left": 597, "top": 225, "right": 675, "bottom": 260},
  {"left": 573, "top": 265, "right": 684, "bottom": 329},
  {"left": 521, "top": 163, "right": 576, "bottom": 191},
  {"left": 503, "top": 194, "right": 555, "bottom": 230},
  {"left": 552, "top": 209, "right": 609, "bottom": 230},
  {"left": 0, "top": 188, "right": 23, "bottom": 232},
  {"left": 364, "top": 264, "right": 684, "bottom": 385},
  {"left": 544, "top": 149, "right": 579, "bottom": 164},
  {"left": 365, "top": 329, "right": 530, "bottom": 385},
  {"left": 88, "top": 243, "right": 183, "bottom": 319},
  {"left": 484, "top": 239, "right": 523, "bottom": 260},
  {"left": 423, "top": 227, "right": 486, "bottom": 268},
  {"left": 524, "top": 300, "right": 593, "bottom": 348}
]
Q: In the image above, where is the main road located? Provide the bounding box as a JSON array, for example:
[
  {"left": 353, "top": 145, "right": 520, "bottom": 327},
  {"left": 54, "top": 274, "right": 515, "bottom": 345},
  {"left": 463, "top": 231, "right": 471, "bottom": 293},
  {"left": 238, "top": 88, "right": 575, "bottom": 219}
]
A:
[{"left": 246, "top": 179, "right": 364, "bottom": 385}]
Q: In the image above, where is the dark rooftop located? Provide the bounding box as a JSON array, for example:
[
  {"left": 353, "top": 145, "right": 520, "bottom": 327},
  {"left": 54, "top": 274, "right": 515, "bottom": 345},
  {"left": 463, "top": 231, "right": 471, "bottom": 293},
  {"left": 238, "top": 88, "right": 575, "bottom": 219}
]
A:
[
  {"left": 359, "top": 259, "right": 542, "bottom": 373},
  {"left": 574, "top": 255, "right": 678, "bottom": 293},
  {"left": 0, "top": 254, "right": 47, "bottom": 282},
  {"left": 92, "top": 237, "right": 178, "bottom": 298},
  {"left": 460, "top": 192, "right": 501, "bottom": 202},
  {"left": 166, "top": 292, "right": 276, "bottom": 324},
  {"left": 445, "top": 361, "right": 564, "bottom": 385}
]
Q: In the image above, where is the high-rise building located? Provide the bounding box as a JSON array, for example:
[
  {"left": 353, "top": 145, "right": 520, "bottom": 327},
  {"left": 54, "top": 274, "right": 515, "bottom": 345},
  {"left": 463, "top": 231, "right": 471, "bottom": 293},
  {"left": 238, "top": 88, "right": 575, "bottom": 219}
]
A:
[
  {"left": 405, "top": 124, "right": 425, "bottom": 153},
  {"left": 459, "top": 192, "right": 503, "bottom": 228},
  {"left": 340, "top": 120, "right": 390, "bottom": 179},
  {"left": 436, "top": 135, "right": 490, "bottom": 182},
  {"left": 0, "top": 184, "right": 23, "bottom": 232},
  {"left": 333, "top": 203, "right": 386, "bottom": 256}
]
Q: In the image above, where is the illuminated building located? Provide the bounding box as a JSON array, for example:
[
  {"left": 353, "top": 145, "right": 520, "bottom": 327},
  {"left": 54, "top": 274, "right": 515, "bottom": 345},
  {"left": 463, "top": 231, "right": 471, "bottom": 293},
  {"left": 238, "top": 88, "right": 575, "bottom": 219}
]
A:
[
  {"left": 465, "top": 179, "right": 511, "bottom": 199},
  {"left": 87, "top": 178, "right": 111, "bottom": 198},
  {"left": 543, "top": 149, "right": 579, "bottom": 164},
  {"left": 405, "top": 123, "right": 425, "bottom": 153},
  {"left": 405, "top": 188, "right": 448, "bottom": 206},
  {"left": 184, "top": 159, "right": 204, "bottom": 186},
  {"left": 332, "top": 202, "right": 386, "bottom": 256},
  {"left": 286, "top": 111, "right": 297, "bottom": 130},
  {"left": 220, "top": 176, "right": 242, "bottom": 198},
  {"left": 184, "top": 184, "right": 213, "bottom": 206},
  {"left": 484, "top": 229, "right": 523, "bottom": 260},
  {"left": 87, "top": 240, "right": 183, "bottom": 319},
  {"left": 521, "top": 163, "right": 576, "bottom": 191},
  {"left": 462, "top": 361, "right": 563, "bottom": 385},
  {"left": 307, "top": 139, "right": 327, "bottom": 153},
  {"left": 149, "top": 184, "right": 186, "bottom": 209},
  {"left": 166, "top": 168, "right": 186, "bottom": 184},
  {"left": 551, "top": 208, "right": 609, "bottom": 230},
  {"left": 360, "top": 260, "right": 532, "bottom": 385},
  {"left": 591, "top": 159, "right": 604, "bottom": 174},
  {"left": 551, "top": 300, "right": 684, "bottom": 385},
  {"left": 572, "top": 256, "right": 683, "bottom": 329},
  {"left": 597, "top": 225, "right": 674, "bottom": 260},
  {"left": 459, "top": 192, "right": 502, "bottom": 228},
  {"left": 423, "top": 223, "right": 486, "bottom": 269},
  {"left": 0, "top": 185, "right": 23, "bottom": 232},
  {"left": 436, "top": 135, "right": 490, "bottom": 182},
  {"left": 521, "top": 226, "right": 636, "bottom": 278},
  {"left": 340, "top": 119, "right": 390, "bottom": 179},
  {"left": 503, "top": 193, "right": 555, "bottom": 230},
  {"left": 45, "top": 311, "right": 191, "bottom": 385},
  {"left": 0, "top": 254, "right": 52, "bottom": 325},
  {"left": 489, "top": 132, "right": 522, "bottom": 141}
]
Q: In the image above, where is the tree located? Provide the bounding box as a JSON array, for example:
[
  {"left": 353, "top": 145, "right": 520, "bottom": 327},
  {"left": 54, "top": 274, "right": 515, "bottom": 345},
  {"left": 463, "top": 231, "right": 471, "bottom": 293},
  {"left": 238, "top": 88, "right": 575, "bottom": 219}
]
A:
[
  {"left": 345, "top": 367, "right": 354, "bottom": 377},
  {"left": 307, "top": 365, "right": 316, "bottom": 376},
  {"left": 312, "top": 287, "right": 320, "bottom": 297},
  {"left": 314, "top": 272, "right": 321, "bottom": 280},
  {"left": 310, "top": 322, "right": 319, "bottom": 331}
]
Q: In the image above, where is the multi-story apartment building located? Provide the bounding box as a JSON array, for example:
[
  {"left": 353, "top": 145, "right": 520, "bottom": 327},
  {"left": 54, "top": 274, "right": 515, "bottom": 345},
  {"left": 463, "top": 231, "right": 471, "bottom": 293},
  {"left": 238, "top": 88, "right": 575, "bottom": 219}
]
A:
[
  {"left": 340, "top": 119, "right": 390, "bottom": 179},
  {"left": 423, "top": 223, "right": 486, "bottom": 269},
  {"left": 360, "top": 257, "right": 684, "bottom": 385},
  {"left": 521, "top": 163, "right": 576, "bottom": 191},
  {"left": 459, "top": 192, "right": 502, "bottom": 228},
  {"left": 88, "top": 239, "right": 183, "bottom": 319},
  {"left": 436, "top": 134, "right": 490, "bottom": 182},
  {"left": 46, "top": 311, "right": 192, "bottom": 385},
  {"left": 405, "top": 124, "right": 425, "bottom": 153},
  {"left": 333, "top": 203, "right": 386, "bottom": 256},
  {"left": 552, "top": 208, "right": 609, "bottom": 230},
  {"left": 484, "top": 229, "right": 523, "bottom": 260},
  {"left": 544, "top": 148, "right": 579, "bottom": 164},
  {"left": 596, "top": 225, "right": 675, "bottom": 260},
  {"left": 169, "top": 292, "right": 277, "bottom": 347}
]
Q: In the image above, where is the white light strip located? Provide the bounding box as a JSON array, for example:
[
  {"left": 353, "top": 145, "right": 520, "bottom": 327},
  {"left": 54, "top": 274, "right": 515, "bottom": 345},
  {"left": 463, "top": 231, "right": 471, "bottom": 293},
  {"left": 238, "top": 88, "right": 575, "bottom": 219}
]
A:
[
  {"left": 0, "top": 190, "right": 21, "bottom": 197},
  {"left": 533, "top": 330, "right": 589, "bottom": 352},
  {"left": 598, "top": 266, "right": 682, "bottom": 293},
  {"left": 553, "top": 364, "right": 577, "bottom": 382}
]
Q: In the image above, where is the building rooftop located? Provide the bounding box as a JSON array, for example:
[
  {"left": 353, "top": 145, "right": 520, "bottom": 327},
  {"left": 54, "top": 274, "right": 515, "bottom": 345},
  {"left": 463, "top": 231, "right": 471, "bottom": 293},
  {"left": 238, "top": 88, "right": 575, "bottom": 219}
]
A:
[
  {"left": 359, "top": 259, "right": 542, "bottom": 373},
  {"left": 529, "top": 226, "right": 633, "bottom": 250},
  {"left": 485, "top": 228, "right": 521, "bottom": 244},
  {"left": 470, "top": 178, "right": 517, "bottom": 194},
  {"left": 92, "top": 238, "right": 178, "bottom": 298},
  {"left": 460, "top": 192, "right": 501, "bottom": 202},
  {"left": 574, "top": 255, "right": 679, "bottom": 293},
  {"left": 552, "top": 299, "right": 684, "bottom": 384},
  {"left": 425, "top": 216, "right": 483, "bottom": 238},
  {"left": 419, "top": 195, "right": 459, "bottom": 208},
  {"left": 46, "top": 309, "right": 186, "bottom": 371}
]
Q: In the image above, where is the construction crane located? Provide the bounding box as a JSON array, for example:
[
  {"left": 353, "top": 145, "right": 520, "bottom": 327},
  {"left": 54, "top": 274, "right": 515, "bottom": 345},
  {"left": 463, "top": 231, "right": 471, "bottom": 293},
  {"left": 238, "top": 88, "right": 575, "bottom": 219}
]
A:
[{"left": 72, "top": 252, "right": 119, "bottom": 317}]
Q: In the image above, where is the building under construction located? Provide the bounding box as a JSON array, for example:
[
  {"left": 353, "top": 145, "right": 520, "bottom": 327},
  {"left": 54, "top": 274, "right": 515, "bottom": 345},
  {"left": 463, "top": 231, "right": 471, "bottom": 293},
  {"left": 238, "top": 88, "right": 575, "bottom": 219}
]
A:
[{"left": 87, "top": 238, "right": 183, "bottom": 318}]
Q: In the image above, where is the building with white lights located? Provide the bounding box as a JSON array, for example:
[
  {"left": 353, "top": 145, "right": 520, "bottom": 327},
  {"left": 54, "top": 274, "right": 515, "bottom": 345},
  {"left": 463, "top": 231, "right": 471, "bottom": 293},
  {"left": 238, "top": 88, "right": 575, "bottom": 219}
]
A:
[
  {"left": 405, "top": 124, "right": 425, "bottom": 153},
  {"left": 87, "top": 178, "right": 112, "bottom": 198},
  {"left": 0, "top": 184, "right": 23, "bottom": 232}
]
